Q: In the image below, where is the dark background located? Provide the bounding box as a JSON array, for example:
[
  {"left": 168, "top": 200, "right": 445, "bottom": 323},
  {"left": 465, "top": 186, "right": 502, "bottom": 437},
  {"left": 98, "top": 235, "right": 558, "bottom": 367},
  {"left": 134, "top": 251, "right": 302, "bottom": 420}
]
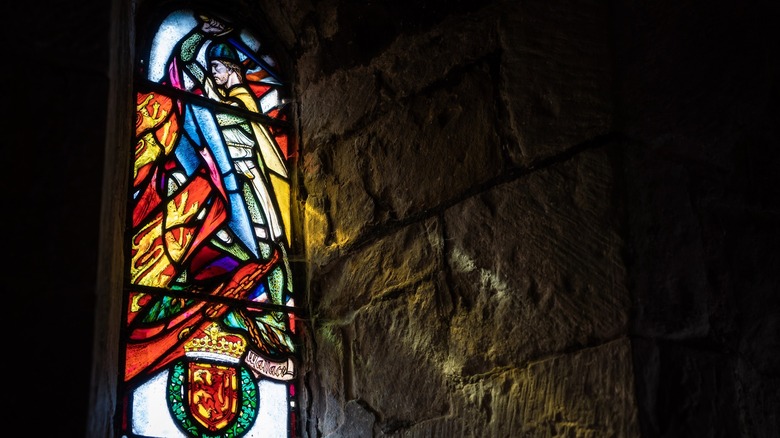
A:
[{"left": 5, "top": 1, "right": 109, "bottom": 435}]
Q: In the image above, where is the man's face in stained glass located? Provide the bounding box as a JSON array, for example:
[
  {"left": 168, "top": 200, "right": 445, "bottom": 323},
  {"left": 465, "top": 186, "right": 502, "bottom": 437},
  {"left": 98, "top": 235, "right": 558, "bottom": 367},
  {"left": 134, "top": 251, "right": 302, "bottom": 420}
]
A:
[{"left": 210, "top": 60, "right": 233, "bottom": 86}]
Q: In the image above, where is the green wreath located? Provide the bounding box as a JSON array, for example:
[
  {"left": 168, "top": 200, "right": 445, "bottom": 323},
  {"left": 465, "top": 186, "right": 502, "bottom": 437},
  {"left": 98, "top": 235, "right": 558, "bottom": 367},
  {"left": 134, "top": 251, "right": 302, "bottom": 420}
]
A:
[{"left": 168, "top": 360, "right": 259, "bottom": 438}]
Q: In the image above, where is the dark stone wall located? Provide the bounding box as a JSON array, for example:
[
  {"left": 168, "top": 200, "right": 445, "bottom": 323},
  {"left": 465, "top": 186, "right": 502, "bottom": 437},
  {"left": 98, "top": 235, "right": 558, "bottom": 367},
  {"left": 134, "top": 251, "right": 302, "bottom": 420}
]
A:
[
  {"left": 5, "top": 0, "right": 777, "bottom": 437},
  {"left": 613, "top": 2, "right": 780, "bottom": 436}
]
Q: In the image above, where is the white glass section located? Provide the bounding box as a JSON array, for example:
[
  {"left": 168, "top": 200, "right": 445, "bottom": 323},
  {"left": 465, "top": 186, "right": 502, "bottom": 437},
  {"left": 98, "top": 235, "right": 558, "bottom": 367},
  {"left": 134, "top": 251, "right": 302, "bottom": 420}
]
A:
[
  {"left": 248, "top": 380, "right": 289, "bottom": 438},
  {"left": 149, "top": 10, "right": 198, "bottom": 82},
  {"left": 131, "top": 369, "right": 186, "bottom": 437},
  {"left": 260, "top": 89, "right": 280, "bottom": 114},
  {"left": 240, "top": 29, "right": 261, "bottom": 52}
]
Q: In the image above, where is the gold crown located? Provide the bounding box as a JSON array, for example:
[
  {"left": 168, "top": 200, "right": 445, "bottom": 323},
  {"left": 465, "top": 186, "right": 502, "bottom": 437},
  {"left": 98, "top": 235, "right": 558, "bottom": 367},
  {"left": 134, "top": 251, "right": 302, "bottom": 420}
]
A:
[{"left": 184, "top": 322, "right": 247, "bottom": 361}]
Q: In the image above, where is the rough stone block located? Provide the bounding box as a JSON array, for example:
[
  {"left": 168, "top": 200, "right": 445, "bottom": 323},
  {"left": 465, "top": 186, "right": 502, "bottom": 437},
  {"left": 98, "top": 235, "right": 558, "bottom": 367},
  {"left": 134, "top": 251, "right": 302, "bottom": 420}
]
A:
[
  {"left": 300, "top": 66, "right": 380, "bottom": 145},
  {"left": 351, "top": 282, "right": 451, "bottom": 431},
  {"left": 363, "top": 64, "right": 504, "bottom": 219},
  {"left": 444, "top": 146, "right": 628, "bottom": 373},
  {"left": 308, "top": 323, "right": 349, "bottom": 436},
  {"left": 372, "top": 9, "right": 500, "bottom": 98},
  {"left": 499, "top": 0, "right": 614, "bottom": 164},
  {"left": 311, "top": 218, "right": 444, "bottom": 318}
]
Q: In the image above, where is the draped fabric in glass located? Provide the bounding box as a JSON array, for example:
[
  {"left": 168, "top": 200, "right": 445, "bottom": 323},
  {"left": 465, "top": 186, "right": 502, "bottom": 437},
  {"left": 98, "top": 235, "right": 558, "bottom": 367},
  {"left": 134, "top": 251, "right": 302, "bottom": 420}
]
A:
[{"left": 121, "top": 8, "right": 299, "bottom": 437}]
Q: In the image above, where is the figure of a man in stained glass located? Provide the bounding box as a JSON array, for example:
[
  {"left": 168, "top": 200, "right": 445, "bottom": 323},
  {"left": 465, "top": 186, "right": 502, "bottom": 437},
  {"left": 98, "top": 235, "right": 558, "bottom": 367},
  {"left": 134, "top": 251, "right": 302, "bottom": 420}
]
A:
[{"left": 128, "top": 12, "right": 296, "bottom": 385}]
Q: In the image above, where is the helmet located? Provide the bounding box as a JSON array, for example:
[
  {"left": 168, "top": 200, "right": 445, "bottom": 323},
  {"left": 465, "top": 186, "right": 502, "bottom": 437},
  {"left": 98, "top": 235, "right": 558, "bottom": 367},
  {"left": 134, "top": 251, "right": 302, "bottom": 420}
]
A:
[{"left": 207, "top": 42, "right": 239, "bottom": 64}]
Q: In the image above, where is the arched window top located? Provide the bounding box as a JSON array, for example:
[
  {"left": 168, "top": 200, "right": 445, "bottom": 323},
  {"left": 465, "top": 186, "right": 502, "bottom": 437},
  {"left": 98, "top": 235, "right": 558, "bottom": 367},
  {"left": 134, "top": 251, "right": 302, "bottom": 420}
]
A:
[
  {"left": 121, "top": 6, "right": 300, "bottom": 437},
  {"left": 137, "top": 6, "right": 293, "bottom": 155}
]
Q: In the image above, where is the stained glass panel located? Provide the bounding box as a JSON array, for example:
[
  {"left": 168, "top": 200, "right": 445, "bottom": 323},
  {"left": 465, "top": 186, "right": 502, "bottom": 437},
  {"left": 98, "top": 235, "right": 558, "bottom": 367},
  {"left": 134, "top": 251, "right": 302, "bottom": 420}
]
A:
[{"left": 121, "top": 7, "right": 299, "bottom": 437}]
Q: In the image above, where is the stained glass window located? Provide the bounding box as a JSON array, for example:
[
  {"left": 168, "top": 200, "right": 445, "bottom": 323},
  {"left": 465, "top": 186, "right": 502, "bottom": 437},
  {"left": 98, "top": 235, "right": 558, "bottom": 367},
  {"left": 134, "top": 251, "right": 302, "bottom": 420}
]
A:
[{"left": 121, "top": 7, "right": 299, "bottom": 437}]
